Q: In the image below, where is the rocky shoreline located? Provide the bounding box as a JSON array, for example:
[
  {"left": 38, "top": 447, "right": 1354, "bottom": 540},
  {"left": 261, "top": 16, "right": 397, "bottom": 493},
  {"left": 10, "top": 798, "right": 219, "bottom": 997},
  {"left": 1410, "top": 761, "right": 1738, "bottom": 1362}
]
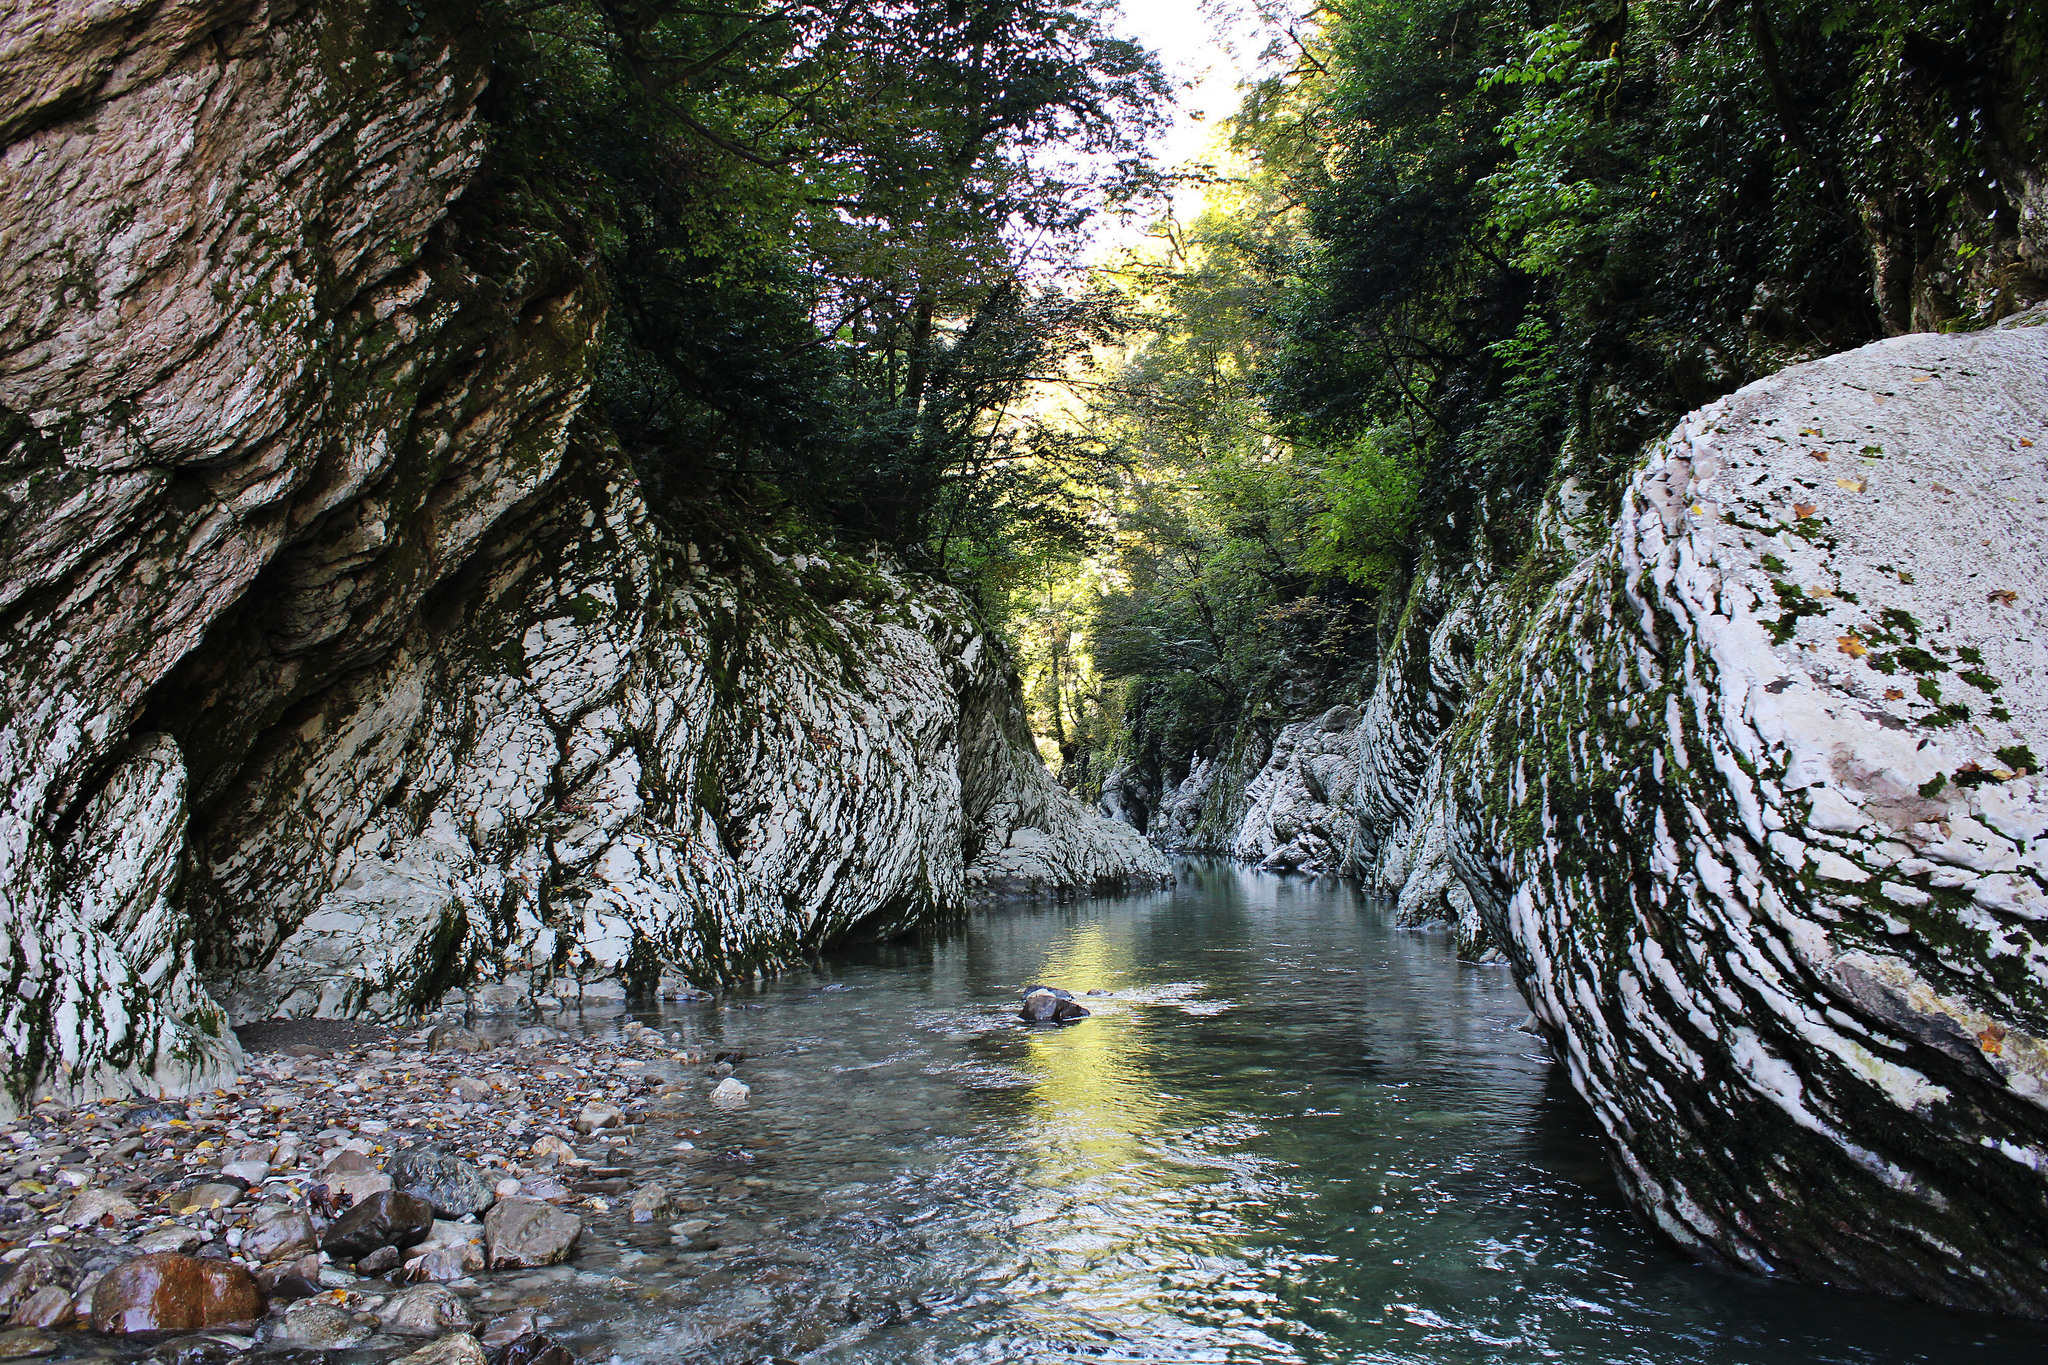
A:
[{"left": 0, "top": 1014, "right": 769, "bottom": 1362}]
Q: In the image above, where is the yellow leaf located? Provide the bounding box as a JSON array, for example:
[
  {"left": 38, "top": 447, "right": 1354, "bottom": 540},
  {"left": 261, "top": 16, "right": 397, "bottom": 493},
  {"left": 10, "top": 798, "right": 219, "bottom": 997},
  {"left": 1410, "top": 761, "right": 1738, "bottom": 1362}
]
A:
[
  {"left": 1884, "top": 687, "right": 1904, "bottom": 700},
  {"left": 1808, "top": 450, "right": 1829, "bottom": 462},
  {"left": 1792, "top": 502, "right": 1817, "bottom": 519},
  {"left": 1836, "top": 634, "right": 1868, "bottom": 658},
  {"left": 1836, "top": 477, "right": 1866, "bottom": 492},
  {"left": 1989, "top": 589, "right": 2019, "bottom": 606},
  {"left": 1811, "top": 587, "right": 1835, "bottom": 598}
]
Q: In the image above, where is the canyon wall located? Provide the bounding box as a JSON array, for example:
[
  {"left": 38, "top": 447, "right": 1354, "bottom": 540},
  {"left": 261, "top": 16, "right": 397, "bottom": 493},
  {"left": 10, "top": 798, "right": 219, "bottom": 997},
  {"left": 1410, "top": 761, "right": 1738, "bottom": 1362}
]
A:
[
  {"left": 0, "top": 0, "right": 1164, "bottom": 1114},
  {"left": 1114, "top": 317, "right": 2048, "bottom": 1312}
]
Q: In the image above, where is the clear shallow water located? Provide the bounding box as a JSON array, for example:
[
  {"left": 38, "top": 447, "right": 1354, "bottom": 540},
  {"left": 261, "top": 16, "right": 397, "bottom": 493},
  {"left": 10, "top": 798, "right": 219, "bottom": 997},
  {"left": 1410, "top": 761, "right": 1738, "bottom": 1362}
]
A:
[{"left": 541, "top": 860, "right": 2048, "bottom": 1363}]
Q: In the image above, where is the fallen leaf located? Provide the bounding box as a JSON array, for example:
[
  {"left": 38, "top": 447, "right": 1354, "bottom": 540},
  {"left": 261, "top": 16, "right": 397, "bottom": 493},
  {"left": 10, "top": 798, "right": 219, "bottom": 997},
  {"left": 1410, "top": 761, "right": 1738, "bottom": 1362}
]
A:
[
  {"left": 1837, "top": 634, "right": 1869, "bottom": 658},
  {"left": 2022, "top": 438, "right": 2035, "bottom": 447},
  {"left": 1980, "top": 1024, "right": 2006, "bottom": 1056},
  {"left": 1800, "top": 428, "right": 1823, "bottom": 437},
  {"left": 1911, "top": 374, "right": 1933, "bottom": 383},
  {"left": 1808, "top": 450, "right": 1830, "bottom": 462},
  {"left": 1989, "top": 589, "right": 2018, "bottom": 606},
  {"left": 1884, "top": 687, "right": 1905, "bottom": 700},
  {"left": 1810, "top": 586, "right": 1836, "bottom": 598},
  {"left": 1836, "top": 477, "right": 1866, "bottom": 492},
  {"left": 1930, "top": 482, "right": 1955, "bottom": 495},
  {"left": 1792, "top": 502, "right": 1817, "bottom": 519}
]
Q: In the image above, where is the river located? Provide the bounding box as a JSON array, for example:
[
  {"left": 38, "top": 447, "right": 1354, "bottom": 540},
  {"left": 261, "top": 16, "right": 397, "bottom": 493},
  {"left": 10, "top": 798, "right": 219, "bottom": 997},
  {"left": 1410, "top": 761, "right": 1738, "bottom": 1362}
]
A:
[{"left": 497, "top": 860, "right": 2048, "bottom": 1363}]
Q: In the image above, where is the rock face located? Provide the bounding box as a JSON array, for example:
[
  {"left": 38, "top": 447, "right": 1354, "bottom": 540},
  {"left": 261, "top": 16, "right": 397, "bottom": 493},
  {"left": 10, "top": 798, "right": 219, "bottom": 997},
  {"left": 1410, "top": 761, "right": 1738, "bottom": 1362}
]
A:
[
  {"left": 0, "top": 0, "right": 1164, "bottom": 1114},
  {"left": 1457, "top": 320, "right": 2048, "bottom": 1313},
  {"left": 1104, "top": 316, "right": 2048, "bottom": 1312}
]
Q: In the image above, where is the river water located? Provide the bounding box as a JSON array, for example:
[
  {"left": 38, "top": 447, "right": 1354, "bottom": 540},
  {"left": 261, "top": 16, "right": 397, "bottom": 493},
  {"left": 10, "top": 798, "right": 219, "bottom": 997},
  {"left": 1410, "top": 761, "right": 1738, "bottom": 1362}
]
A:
[{"left": 530, "top": 860, "right": 2047, "bottom": 1363}]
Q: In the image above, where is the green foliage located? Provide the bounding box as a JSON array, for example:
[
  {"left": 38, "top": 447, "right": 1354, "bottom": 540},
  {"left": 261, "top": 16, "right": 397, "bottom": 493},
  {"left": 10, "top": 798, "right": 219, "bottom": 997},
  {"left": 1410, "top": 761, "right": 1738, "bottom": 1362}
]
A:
[{"left": 1302, "top": 431, "right": 1422, "bottom": 588}]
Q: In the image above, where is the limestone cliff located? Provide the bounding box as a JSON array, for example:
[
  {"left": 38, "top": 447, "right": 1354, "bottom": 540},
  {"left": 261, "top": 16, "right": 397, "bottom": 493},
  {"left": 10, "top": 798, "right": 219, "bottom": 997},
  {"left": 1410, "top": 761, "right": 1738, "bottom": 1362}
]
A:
[
  {"left": 0, "top": 0, "right": 1165, "bottom": 1114},
  {"left": 1107, "top": 316, "right": 2048, "bottom": 1311}
]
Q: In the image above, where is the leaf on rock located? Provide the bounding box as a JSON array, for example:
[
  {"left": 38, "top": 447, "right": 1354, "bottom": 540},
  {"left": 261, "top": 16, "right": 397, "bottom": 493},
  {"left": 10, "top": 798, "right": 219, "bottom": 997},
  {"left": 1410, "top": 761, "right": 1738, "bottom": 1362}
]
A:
[
  {"left": 1884, "top": 687, "right": 1905, "bottom": 700},
  {"left": 1988, "top": 589, "right": 2018, "bottom": 606},
  {"left": 1808, "top": 450, "right": 1829, "bottom": 461},
  {"left": 1792, "top": 502, "right": 1817, "bottom": 519},
  {"left": 1837, "top": 634, "right": 1868, "bottom": 658},
  {"left": 1835, "top": 477, "right": 1866, "bottom": 492}
]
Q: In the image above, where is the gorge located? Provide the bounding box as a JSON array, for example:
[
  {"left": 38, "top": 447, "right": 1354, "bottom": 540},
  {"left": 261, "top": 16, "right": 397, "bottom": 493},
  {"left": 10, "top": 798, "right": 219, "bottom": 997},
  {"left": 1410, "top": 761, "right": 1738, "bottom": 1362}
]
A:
[{"left": 1, "top": 0, "right": 2046, "bottom": 1355}]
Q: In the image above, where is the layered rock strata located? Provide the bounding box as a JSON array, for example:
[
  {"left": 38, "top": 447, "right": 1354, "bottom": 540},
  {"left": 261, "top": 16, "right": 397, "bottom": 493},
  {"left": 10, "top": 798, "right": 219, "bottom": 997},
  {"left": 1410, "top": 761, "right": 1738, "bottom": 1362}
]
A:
[
  {"left": 1110, "top": 317, "right": 2048, "bottom": 1310},
  {"left": 0, "top": 0, "right": 1164, "bottom": 1114}
]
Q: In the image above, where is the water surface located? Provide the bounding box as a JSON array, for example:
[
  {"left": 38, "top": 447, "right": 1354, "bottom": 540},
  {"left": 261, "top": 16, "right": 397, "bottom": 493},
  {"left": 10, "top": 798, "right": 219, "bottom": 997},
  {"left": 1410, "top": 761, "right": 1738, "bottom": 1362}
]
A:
[{"left": 542, "top": 860, "right": 2048, "bottom": 1362}]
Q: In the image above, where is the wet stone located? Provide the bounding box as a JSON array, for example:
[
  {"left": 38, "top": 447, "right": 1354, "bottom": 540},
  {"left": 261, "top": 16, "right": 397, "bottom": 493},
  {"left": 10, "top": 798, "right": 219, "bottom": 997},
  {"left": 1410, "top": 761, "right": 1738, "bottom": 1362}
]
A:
[
  {"left": 242, "top": 1205, "right": 318, "bottom": 1261},
  {"left": 0, "top": 1329, "right": 58, "bottom": 1360},
  {"left": 0, "top": 1250, "right": 78, "bottom": 1318},
  {"left": 262, "top": 1300, "right": 371, "bottom": 1349},
  {"left": 166, "top": 1183, "right": 243, "bottom": 1214},
  {"left": 389, "top": 1144, "right": 495, "bottom": 1219},
  {"left": 7, "top": 1286, "right": 72, "bottom": 1330},
  {"left": 322, "top": 1189, "right": 436, "bottom": 1260},
  {"left": 382, "top": 1283, "right": 472, "bottom": 1336},
  {"left": 484, "top": 1199, "right": 582, "bottom": 1270},
  {"left": 88, "top": 1253, "right": 260, "bottom": 1335},
  {"left": 393, "top": 1331, "right": 489, "bottom": 1365}
]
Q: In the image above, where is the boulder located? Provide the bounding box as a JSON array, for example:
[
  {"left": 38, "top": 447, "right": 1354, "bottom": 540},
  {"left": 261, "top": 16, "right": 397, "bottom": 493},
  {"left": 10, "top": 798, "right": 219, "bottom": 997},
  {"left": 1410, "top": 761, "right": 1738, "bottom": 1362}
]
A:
[
  {"left": 7, "top": 1287, "right": 73, "bottom": 1331},
  {"left": 483, "top": 1199, "right": 581, "bottom": 1270},
  {"left": 88, "top": 1253, "right": 260, "bottom": 1334},
  {"left": 403, "top": 1247, "right": 470, "bottom": 1283},
  {"left": 241, "top": 1206, "right": 318, "bottom": 1262},
  {"left": 388, "top": 1144, "right": 494, "bottom": 1219},
  {"left": 382, "top": 1284, "right": 472, "bottom": 1336},
  {"left": 254, "top": 1255, "right": 322, "bottom": 1301},
  {"left": 1458, "top": 320, "right": 2048, "bottom": 1314},
  {"left": 326, "top": 1171, "right": 395, "bottom": 1204},
  {"left": 357, "top": 1245, "right": 405, "bottom": 1274},
  {"left": 1019, "top": 987, "right": 1089, "bottom": 1024},
  {"left": 393, "top": 1332, "right": 489, "bottom": 1365},
  {"left": 708, "top": 1078, "right": 750, "bottom": 1108},
  {"left": 321, "top": 1190, "right": 435, "bottom": 1261}
]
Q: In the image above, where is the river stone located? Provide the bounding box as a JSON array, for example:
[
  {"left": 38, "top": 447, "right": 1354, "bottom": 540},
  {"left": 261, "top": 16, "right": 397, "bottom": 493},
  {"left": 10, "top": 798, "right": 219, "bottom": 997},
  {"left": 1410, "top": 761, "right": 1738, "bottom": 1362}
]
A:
[
  {"left": 167, "top": 1183, "right": 243, "bottom": 1214},
  {"left": 0, "top": 1329, "right": 58, "bottom": 1360},
  {"left": 0, "top": 1251, "right": 78, "bottom": 1318},
  {"left": 327, "top": 1171, "right": 394, "bottom": 1204},
  {"left": 323, "top": 1148, "right": 372, "bottom": 1173},
  {"left": 132, "top": 1225, "right": 204, "bottom": 1254},
  {"left": 88, "top": 1253, "right": 260, "bottom": 1334},
  {"left": 322, "top": 1190, "right": 435, "bottom": 1260},
  {"left": 393, "top": 1332, "right": 488, "bottom": 1365},
  {"left": 571, "top": 1103, "right": 623, "bottom": 1135},
  {"left": 357, "top": 1245, "right": 404, "bottom": 1274},
  {"left": 627, "top": 1184, "right": 670, "bottom": 1223},
  {"left": 7, "top": 1287, "right": 72, "bottom": 1331},
  {"left": 709, "top": 1077, "right": 750, "bottom": 1108},
  {"left": 264, "top": 1301, "right": 371, "bottom": 1349},
  {"left": 483, "top": 1198, "right": 582, "bottom": 1269},
  {"left": 1019, "top": 988, "right": 1089, "bottom": 1023},
  {"left": 382, "top": 1284, "right": 471, "bottom": 1336},
  {"left": 58, "top": 1191, "right": 139, "bottom": 1229},
  {"left": 403, "top": 1247, "right": 469, "bottom": 1283},
  {"left": 242, "top": 1206, "right": 318, "bottom": 1262},
  {"left": 388, "top": 1144, "right": 494, "bottom": 1219},
  {"left": 255, "top": 1255, "right": 322, "bottom": 1301},
  {"left": 492, "top": 1331, "right": 577, "bottom": 1365}
]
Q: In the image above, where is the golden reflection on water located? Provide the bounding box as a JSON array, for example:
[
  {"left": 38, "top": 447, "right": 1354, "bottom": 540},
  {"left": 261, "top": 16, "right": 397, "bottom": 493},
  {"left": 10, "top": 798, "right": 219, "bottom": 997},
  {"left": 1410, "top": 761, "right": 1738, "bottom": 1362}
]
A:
[{"left": 1021, "top": 921, "right": 1155, "bottom": 1176}]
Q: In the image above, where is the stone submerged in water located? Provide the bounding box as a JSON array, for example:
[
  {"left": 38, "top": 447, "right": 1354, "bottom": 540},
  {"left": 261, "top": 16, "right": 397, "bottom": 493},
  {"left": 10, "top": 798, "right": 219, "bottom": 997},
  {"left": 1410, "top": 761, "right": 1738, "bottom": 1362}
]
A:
[
  {"left": 88, "top": 1253, "right": 260, "bottom": 1335},
  {"left": 321, "top": 1189, "right": 435, "bottom": 1260},
  {"left": 1019, "top": 986, "right": 1090, "bottom": 1024},
  {"left": 387, "top": 1143, "right": 495, "bottom": 1218}
]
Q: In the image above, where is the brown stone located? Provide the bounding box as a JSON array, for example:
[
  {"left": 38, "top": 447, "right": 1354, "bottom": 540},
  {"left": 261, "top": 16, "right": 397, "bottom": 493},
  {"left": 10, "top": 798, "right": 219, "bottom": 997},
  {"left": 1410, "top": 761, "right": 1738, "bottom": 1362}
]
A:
[
  {"left": 88, "top": 1252, "right": 261, "bottom": 1335},
  {"left": 5, "top": 1287, "right": 71, "bottom": 1331}
]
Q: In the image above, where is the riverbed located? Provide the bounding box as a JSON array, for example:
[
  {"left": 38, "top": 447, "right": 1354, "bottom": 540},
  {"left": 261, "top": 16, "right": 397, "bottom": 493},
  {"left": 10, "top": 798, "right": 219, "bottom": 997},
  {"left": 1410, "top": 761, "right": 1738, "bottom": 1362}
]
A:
[{"left": 500, "top": 859, "right": 2048, "bottom": 1364}]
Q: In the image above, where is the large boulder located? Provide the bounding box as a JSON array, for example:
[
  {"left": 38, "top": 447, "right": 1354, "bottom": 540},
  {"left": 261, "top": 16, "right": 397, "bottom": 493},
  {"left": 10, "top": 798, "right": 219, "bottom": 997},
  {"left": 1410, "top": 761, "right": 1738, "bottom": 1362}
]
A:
[
  {"left": 1457, "top": 319, "right": 2048, "bottom": 1312},
  {"left": 88, "top": 1253, "right": 260, "bottom": 1334},
  {"left": 321, "top": 1190, "right": 435, "bottom": 1261},
  {"left": 483, "top": 1198, "right": 581, "bottom": 1269},
  {"left": 387, "top": 1144, "right": 493, "bottom": 1219}
]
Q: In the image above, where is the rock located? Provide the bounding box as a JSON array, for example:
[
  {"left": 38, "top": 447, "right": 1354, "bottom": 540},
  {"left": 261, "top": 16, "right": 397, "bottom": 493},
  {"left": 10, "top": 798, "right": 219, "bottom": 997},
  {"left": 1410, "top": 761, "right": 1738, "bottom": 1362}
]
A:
[
  {"left": 483, "top": 1199, "right": 582, "bottom": 1269},
  {"left": 7, "top": 1287, "right": 72, "bottom": 1331},
  {"left": 491, "top": 1331, "right": 577, "bottom": 1365},
  {"left": 529, "top": 1136, "right": 577, "bottom": 1163},
  {"left": 571, "top": 1104, "right": 623, "bottom": 1135},
  {"left": 132, "top": 1226, "right": 205, "bottom": 1255},
  {"left": 321, "top": 1190, "right": 436, "bottom": 1260},
  {"left": 1084, "top": 988, "right": 1111, "bottom": 997},
  {"left": 516, "top": 1176, "right": 572, "bottom": 1202},
  {"left": 493, "top": 1178, "right": 522, "bottom": 1200},
  {"left": 326, "top": 1171, "right": 395, "bottom": 1204},
  {"left": 357, "top": 1245, "right": 404, "bottom": 1274},
  {"left": 403, "top": 1247, "right": 469, "bottom": 1283},
  {"left": 627, "top": 1185, "right": 670, "bottom": 1223},
  {"left": 712, "top": 1049, "right": 745, "bottom": 1066},
  {"left": 393, "top": 1332, "right": 488, "bottom": 1365},
  {"left": 264, "top": 1301, "right": 371, "bottom": 1350},
  {"left": 242, "top": 1206, "right": 318, "bottom": 1262},
  {"left": 57, "top": 1191, "right": 139, "bottom": 1229},
  {"left": 218, "top": 1161, "right": 270, "bottom": 1186},
  {"left": 0, "top": 1251, "right": 78, "bottom": 1318},
  {"left": 324, "top": 1148, "right": 372, "bottom": 1173},
  {"left": 121, "top": 1104, "right": 187, "bottom": 1130},
  {"left": 512, "top": 1028, "right": 563, "bottom": 1047},
  {"left": 1455, "top": 320, "right": 2048, "bottom": 1314},
  {"left": 167, "top": 1184, "right": 243, "bottom": 1214},
  {"left": 479, "top": 1311, "right": 535, "bottom": 1349},
  {"left": 254, "top": 1255, "right": 323, "bottom": 1301},
  {"left": 1019, "top": 988, "right": 1089, "bottom": 1023},
  {"left": 428, "top": 1025, "right": 487, "bottom": 1054},
  {"left": 88, "top": 1253, "right": 260, "bottom": 1334},
  {"left": 0, "top": 1329, "right": 59, "bottom": 1360},
  {"left": 452, "top": 1077, "right": 492, "bottom": 1103},
  {"left": 709, "top": 1078, "right": 750, "bottom": 1108},
  {"left": 382, "top": 1284, "right": 471, "bottom": 1336},
  {"left": 388, "top": 1144, "right": 494, "bottom": 1219}
]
